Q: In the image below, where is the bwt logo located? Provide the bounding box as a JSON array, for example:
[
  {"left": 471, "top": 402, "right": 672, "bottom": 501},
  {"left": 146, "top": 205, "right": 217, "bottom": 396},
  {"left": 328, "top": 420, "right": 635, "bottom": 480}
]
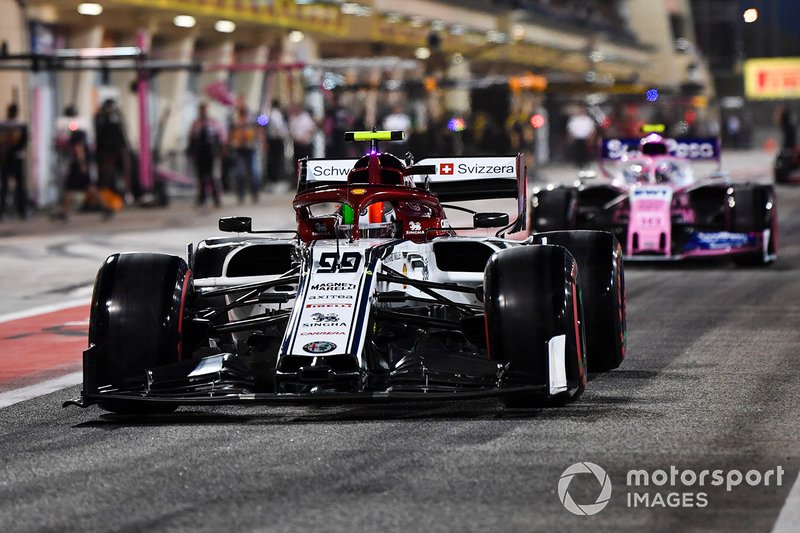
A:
[
  {"left": 439, "top": 162, "right": 454, "bottom": 175},
  {"left": 558, "top": 462, "right": 612, "bottom": 516}
]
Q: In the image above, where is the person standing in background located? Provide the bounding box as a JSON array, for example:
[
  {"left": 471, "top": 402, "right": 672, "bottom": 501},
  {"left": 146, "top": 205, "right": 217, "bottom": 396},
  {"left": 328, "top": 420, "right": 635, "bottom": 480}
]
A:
[
  {"left": 289, "top": 106, "right": 317, "bottom": 163},
  {"left": 382, "top": 104, "right": 412, "bottom": 143},
  {"left": 777, "top": 104, "right": 797, "bottom": 149},
  {"left": 94, "top": 99, "right": 131, "bottom": 204},
  {"left": 566, "top": 106, "right": 596, "bottom": 169},
  {"left": 188, "top": 102, "right": 225, "bottom": 208},
  {"left": 265, "top": 100, "right": 288, "bottom": 189},
  {"left": 228, "top": 102, "right": 261, "bottom": 205},
  {"left": 323, "top": 93, "right": 353, "bottom": 158},
  {"left": 0, "top": 103, "right": 29, "bottom": 220},
  {"left": 52, "top": 108, "right": 112, "bottom": 221}
]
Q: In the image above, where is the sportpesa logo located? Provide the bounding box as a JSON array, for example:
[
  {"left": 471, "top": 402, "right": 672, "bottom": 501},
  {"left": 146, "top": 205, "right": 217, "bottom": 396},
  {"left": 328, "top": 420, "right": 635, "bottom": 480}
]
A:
[{"left": 558, "top": 462, "right": 612, "bottom": 516}]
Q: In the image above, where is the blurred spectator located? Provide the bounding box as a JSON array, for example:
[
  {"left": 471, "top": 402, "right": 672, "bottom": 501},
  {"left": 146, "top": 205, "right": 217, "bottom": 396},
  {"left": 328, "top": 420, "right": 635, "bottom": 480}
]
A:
[
  {"left": 52, "top": 107, "right": 111, "bottom": 221},
  {"left": 777, "top": 104, "right": 797, "bottom": 149},
  {"left": 382, "top": 104, "right": 412, "bottom": 142},
  {"left": 323, "top": 93, "right": 354, "bottom": 158},
  {"left": 289, "top": 106, "right": 317, "bottom": 163},
  {"left": 477, "top": 113, "right": 508, "bottom": 155},
  {"left": 94, "top": 99, "right": 131, "bottom": 203},
  {"left": 228, "top": 102, "right": 261, "bottom": 204},
  {"left": 0, "top": 103, "right": 29, "bottom": 220},
  {"left": 188, "top": 102, "right": 225, "bottom": 207},
  {"left": 725, "top": 114, "right": 742, "bottom": 149},
  {"left": 265, "top": 100, "right": 288, "bottom": 187},
  {"left": 566, "top": 106, "right": 596, "bottom": 169}
]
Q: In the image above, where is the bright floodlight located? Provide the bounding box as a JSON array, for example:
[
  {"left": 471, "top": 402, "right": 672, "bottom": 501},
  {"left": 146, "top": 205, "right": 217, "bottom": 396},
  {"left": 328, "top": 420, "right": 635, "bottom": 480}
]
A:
[
  {"left": 215, "top": 20, "right": 236, "bottom": 33},
  {"left": 289, "top": 30, "right": 305, "bottom": 43},
  {"left": 77, "top": 3, "right": 103, "bottom": 16},
  {"left": 743, "top": 8, "right": 758, "bottom": 23},
  {"left": 174, "top": 15, "right": 196, "bottom": 28},
  {"left": 415, "top": 47, "right": 431, "bottom": 60}
]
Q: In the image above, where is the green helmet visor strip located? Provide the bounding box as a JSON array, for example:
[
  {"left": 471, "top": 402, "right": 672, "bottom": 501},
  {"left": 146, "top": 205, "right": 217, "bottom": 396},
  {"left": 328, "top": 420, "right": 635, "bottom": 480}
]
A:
[{"left": 341, "top": 204, "right": 355, "bottom": 224}]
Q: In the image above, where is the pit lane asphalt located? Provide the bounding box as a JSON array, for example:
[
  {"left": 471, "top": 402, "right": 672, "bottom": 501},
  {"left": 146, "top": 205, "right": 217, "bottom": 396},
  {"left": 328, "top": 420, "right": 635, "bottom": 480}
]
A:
[{"left": 1, "top": 152, "right": 800, "bottom": 532}]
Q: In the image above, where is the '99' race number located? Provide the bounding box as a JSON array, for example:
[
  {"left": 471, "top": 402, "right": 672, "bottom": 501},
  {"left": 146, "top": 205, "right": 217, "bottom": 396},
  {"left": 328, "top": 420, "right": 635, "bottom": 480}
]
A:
[{"left": 317, "top": 252, "right": 362, "bottom": 273}]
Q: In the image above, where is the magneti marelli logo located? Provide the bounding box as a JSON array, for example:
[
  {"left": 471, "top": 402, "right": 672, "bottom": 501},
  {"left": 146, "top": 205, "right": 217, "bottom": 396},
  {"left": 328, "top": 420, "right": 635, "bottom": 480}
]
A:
[{"left": 558, "top": 462, "right": 612, "bottom": 516}]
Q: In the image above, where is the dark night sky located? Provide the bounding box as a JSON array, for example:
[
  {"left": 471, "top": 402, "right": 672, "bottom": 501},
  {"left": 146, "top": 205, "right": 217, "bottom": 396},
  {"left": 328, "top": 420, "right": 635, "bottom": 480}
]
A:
[{"left": 738, "top": 0, "right": 800, "bottom": 56}]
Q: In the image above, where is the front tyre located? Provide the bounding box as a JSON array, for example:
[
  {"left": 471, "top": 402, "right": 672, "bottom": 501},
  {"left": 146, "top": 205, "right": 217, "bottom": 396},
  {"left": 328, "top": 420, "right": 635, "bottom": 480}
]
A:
[
  {"left": 729, "top": 185, "right": 777, "bottom": 267},
  {"left": 87, "top": 253, "right": 192, "bottom": 413},
  {"left": 484, "top": 245, "right": 586, "bottom": 407}
]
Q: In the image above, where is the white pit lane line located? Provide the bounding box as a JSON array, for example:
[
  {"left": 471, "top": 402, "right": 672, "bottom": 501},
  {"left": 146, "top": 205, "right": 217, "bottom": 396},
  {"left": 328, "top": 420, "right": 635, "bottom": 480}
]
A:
[
  {"left": 0, "top": 299, "right": 90, "bottom": 409},
  {"left": 0, "top": 298, "right": 90, "bottom": 324},
  {"left": 772, "top": 470, "right": 800, "bottom": 533},
  {"left": 0, "top": 372, "right": 83, "bottom": 409}
]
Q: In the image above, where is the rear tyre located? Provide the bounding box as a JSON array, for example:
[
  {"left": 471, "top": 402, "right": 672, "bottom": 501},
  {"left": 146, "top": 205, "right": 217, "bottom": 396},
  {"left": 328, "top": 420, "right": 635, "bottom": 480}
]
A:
[
  {"left": 729, "top": 185, "right": 777, "bottom": 267},
  {"left": 88, "top": 253, "right": 192, "bottom": 414},
  {"left": 531, "top": 187, "right": 576, "bottom": 233},
  {"left": 484, "top": 245, "right": 586, "bottom": 407},
  {"left": 530, "top": 231, "right": 625, "bottom": 372}
]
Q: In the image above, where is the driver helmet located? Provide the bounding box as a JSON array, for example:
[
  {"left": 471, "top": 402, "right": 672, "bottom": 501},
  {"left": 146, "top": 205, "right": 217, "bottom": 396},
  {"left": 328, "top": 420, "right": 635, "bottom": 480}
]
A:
[
  {"left": 654, "top": 160, "right": 682, "bottom": 183},
  {"left": 623, "top": 162, "right": 648, "bottom": 183}
]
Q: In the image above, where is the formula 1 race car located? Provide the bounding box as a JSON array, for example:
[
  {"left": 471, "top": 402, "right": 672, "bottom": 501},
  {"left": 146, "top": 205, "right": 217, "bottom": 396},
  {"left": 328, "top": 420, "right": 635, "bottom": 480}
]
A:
[
  {"left": 68, "top": 131, "right": 626, "bottom": 414},
  {"left": 532, "top": 129, "right": 777, "bottom": 265}
]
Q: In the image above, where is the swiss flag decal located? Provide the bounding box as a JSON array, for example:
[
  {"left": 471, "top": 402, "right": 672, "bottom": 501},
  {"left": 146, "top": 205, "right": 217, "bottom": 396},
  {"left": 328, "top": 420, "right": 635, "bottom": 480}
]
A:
[{"left": 439, "top": 163, "right": 454, "bottom": 175}]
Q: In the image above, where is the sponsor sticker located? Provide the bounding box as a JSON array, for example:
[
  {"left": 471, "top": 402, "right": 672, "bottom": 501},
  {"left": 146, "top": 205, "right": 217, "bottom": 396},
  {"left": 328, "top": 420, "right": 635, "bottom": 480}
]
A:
[
  {"left": 302, "top": 341, "right": 337, "bottom": 354},
  {"left": 310, "top": 282, "right": 357, "bottom": 291},
  {"left": 311, "top": 312, "right": 340, "bottom": 322}
]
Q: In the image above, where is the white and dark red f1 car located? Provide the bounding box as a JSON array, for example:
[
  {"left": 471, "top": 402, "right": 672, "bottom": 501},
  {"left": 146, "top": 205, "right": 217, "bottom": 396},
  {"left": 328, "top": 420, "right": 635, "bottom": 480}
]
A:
[
  {"left": 68, "top": 131, "right": 626, "bottom": 414},
  {"left": 532, "top": 131, "right": 777, "bottom": 265}
]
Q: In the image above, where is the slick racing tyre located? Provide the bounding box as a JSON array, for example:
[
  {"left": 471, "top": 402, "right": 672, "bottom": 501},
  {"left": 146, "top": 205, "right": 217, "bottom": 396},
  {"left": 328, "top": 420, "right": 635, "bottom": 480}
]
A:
[
  {"left": 88, "top": 253, "right": 192, "bottom": 413},
  {"left": 484, "top": 245, "right": 586, "bottom": 407},
  {"left": 531, "top": 187, "right": 576, "bottom": 233},
  {"left": 530, "top": 231, "right": 625, "bottom": 372},
  {"left": 729, "top": 185, "right": 777, "bottom": 267}
]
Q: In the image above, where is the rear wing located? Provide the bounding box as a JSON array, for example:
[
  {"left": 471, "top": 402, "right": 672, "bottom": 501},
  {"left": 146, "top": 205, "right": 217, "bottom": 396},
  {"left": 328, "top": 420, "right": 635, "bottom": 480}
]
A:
[
  {"left": 600, "top": 137, "right": 721, "bottom": 161},
  {"left": 298, "top": 154, "right": 526, "bottom": 205},
  {"left": 298, "top": 158, "right": 358, "bottom": 191},
  {"left": 297, "top": 154, "right": 526, "bottom": 232},
  {"left": 412, "top": 156, "right": 524, "bottom": 204},
  {"left": 599, "top": 137, "right": 721, "bottom": 177}
]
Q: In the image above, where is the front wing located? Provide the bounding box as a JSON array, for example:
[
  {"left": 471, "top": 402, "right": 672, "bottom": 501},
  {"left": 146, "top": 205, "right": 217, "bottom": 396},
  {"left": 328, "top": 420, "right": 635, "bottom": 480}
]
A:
[{"left": 66, "top": 346, "right": 563, "bottom": 409}]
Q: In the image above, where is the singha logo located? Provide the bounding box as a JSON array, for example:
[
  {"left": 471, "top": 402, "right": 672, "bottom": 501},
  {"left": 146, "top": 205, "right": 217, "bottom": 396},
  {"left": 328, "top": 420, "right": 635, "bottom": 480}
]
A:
[{"left": 311, "top": 312, "right": 340, "bottom": 322}]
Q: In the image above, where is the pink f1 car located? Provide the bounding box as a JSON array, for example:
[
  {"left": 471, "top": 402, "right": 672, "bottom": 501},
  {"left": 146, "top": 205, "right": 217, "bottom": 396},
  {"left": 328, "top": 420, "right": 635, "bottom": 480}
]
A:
[{"left": 532, "top": 132, "right": 777, "bottom": 265}]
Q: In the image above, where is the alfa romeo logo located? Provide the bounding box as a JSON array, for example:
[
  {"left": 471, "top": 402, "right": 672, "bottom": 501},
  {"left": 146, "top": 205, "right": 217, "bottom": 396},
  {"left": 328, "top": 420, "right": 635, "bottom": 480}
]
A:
[
  {"left": 558, "top": 462, "right": 612, "bottom": 516},
  {"left": 302, "top": 341, "right": 336, "bottom": 354}
]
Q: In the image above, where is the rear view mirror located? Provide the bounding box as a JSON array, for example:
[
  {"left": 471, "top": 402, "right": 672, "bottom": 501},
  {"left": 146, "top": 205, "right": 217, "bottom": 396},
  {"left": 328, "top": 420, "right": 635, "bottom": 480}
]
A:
[
  {"left": 473, "top": 212, "right": 509, "bottom": 228},
  {"left": 219, "top": 216, "right": 252, "bottom": 233}
]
